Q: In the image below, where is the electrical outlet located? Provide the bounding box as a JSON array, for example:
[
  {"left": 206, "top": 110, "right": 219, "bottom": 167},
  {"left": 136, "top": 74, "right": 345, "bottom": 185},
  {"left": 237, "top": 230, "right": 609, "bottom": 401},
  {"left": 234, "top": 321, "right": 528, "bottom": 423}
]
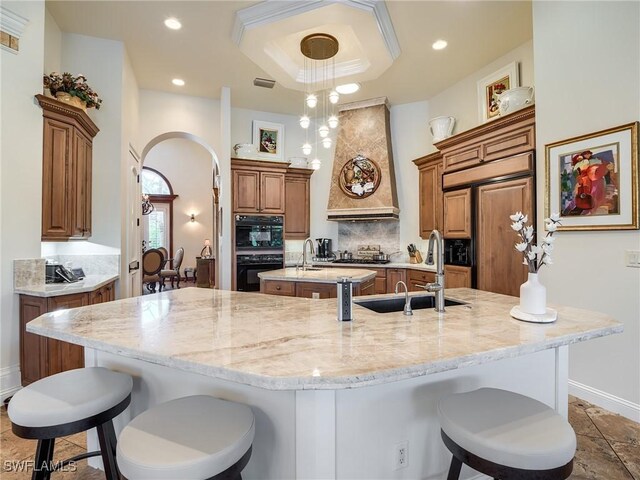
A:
[
  {"left": 394, "top": 441, "right": 408, "bottom": 470},
  {"left": 312, "top": 292, "right": 320, "bottom": 299},
  {"left": 625, "top": 250, "right": 640, "bottom": 268}
]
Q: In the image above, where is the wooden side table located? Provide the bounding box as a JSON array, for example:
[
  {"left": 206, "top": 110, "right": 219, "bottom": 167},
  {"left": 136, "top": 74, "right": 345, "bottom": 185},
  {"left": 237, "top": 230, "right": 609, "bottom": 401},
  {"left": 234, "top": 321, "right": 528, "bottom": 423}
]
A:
[{"left": 196, "top": 257, "right": 215, "bottom": 288}]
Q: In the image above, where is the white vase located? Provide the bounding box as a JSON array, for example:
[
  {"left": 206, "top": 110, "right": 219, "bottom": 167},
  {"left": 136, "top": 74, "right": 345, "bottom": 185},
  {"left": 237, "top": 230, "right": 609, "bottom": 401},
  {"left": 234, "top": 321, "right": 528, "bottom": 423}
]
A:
[
  {"left": 429, "top": 116, "right": 455, "bottom": 143},
  {"left": 519, "top": 272, "right": 547, "bottom": 314},
  {"left": 497, "top": 86, "right": 535, "bottom": 116}
]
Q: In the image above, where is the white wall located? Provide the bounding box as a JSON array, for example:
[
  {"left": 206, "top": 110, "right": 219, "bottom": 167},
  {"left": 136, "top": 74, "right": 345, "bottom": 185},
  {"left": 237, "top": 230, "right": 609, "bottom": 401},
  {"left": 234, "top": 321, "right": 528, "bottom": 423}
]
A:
[
  {"left": 144, "top": 139, "right": 214, "bottom": 271},
  {"left": 0, "top": 0, "right": 45, "bottom": 399},
  {"left": 427, "top": 40, "right": 534, "bottom": 151},
  {"left": 61, "top": 34, "right": 125, "bottom": 250},
  {"left": 43, "top": 7, "right": 61, "bottom": 74},
  {"left": 533, "top": 1, "right": 640, "bottom": 417}
]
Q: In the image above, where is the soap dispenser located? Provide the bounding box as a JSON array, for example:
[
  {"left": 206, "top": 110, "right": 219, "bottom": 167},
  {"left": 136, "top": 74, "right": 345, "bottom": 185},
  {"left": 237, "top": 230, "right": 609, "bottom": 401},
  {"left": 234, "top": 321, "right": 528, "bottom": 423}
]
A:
[{"left": 337, "top": 276, "right": 353, "bottom": 321}]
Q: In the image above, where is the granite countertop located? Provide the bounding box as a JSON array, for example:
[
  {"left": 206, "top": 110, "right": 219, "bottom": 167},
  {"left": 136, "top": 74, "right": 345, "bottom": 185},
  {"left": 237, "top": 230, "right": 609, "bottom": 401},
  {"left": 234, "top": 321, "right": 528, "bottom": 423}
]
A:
[
  {"left": 258, "top": 267, "right": 376, "bottom": 283},
  {"left": 27, "top": 288, "right": 622, "bottom": 390},
  {"left": 15, "top": 274, "right": 120, "bottom": 297},
  {"left": 285, "top": 261, "right": 437, "bottom": 272}
]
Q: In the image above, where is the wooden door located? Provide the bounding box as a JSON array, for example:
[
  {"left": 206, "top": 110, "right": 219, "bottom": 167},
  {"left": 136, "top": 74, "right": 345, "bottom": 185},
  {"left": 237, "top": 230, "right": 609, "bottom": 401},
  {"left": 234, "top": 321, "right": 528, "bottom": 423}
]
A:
[
  {"left": 355, "top": 278, "right": 375, "bottom": 296},
  {"left": 419, "top": 162, "right": 443, "bottom": 238},
  {"left": 260, "top": 172, "right": 285, "bottom": 214},
  {"left": 444, "top": 188, "right": 472, "bottom": 238},
  {"left": 386, "top": 268, "right": 407, "bottom": 293},
  {"left": 284, "top": 175, "right": 310, "bottom": 239},
  {"left": 47, "top": 293, "right": 88, "bottom": 375},
  {"left": 233, "top": 170, "right": 260, "bottom": 213},
  {"left": 444, "top": 265, "right": 472, "bottom": 288},
  {"left": 72, "top": 131, "right": 91, "bottom": 238},
  {"left": 295, "top": 282, "right": 336, "bottom": 299},
  {"left": 42, "top": 118, "right": 73, "bottom": 239},
  {"left": 19, "top": 296, "right": 48, "bottom": 386},
  {"left": 477, "top": 176, "right": 533, "bottom": 296}
]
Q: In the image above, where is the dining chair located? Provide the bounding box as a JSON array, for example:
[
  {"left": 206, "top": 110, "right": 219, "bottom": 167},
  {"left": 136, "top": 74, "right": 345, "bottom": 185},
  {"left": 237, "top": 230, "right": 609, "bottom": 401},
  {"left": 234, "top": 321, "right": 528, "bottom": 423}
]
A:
[
  {"left": 160, "top": 247, "right": 184, "bottom": 289},
  {"left": 142, "top": 249, "right": 164, "bottom": 293}
]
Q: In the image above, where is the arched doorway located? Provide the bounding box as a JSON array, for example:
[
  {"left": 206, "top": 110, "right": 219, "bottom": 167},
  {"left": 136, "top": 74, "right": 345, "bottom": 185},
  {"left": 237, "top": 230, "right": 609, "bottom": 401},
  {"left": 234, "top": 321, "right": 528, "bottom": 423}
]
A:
[{"left": 138, "top": 132, "right": 221, "bottom": 291}]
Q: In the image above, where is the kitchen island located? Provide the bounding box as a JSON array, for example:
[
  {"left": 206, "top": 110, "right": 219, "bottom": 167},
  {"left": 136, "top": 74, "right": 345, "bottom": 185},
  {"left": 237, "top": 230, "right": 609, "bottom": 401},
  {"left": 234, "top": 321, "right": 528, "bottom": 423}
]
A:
[
  {"left": 27, "top": 288, "right": 621, "bottom": 479},
  {"left": 258, "top": 267, "right": 376, "bottom": 298}
]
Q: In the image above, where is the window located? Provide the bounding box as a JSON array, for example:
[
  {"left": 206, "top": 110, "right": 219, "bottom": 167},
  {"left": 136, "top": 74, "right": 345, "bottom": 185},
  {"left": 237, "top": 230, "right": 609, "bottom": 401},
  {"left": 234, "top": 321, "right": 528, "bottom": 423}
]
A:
[
  {"left": 141, "top": 167, "right": 176, "bottom": 255},
  {"left": 142, "top": 169, "right": 170, "bottom": 195},
  {"left": 146, "top": 206, "right": 168, "bottom": 250}
]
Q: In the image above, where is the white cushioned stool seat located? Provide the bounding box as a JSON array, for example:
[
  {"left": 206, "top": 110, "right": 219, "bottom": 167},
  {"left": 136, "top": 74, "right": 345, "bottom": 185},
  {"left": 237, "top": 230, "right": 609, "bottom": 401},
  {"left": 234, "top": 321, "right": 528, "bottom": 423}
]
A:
[
  {"left": 438, "top": 388, "right": 576, "bottom": 471},
  {"left": 8, "top": 367, "right": 133, "bottom": 428},
  {"left": 117, "top": 395, "right": 255, "bottom": 480}
]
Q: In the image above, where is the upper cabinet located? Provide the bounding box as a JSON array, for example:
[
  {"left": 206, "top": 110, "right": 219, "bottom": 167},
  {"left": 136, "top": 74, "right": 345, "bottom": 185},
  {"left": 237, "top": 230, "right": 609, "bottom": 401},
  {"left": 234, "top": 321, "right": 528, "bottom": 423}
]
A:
[
  {"left": 37, "top": 95, "right": 99, "bottom": 241},
  {"left": 413, "top": 152, "right": 443, "bottom": 239},
  {"left": 443, "top": 188, "right": 472, "bottom": 239},
  {"left": 232, "top": 159, "right": 285, "bottom": 214},
  {"left": 284, "top": 168, "right": 313, "bottom": 240}
]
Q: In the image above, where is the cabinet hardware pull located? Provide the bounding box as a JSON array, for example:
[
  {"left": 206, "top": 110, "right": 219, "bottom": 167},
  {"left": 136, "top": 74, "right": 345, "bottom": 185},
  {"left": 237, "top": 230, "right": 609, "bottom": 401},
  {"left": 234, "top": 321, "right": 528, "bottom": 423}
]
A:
[{"left": 275, "top": 285, "right": 281, "bottom": 290}]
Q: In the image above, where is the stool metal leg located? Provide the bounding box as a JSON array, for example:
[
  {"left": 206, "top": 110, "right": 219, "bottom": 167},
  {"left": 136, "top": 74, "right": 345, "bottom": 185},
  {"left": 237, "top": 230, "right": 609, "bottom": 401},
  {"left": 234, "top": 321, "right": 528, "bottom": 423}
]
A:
[
  {"left": 96, "top": 421, "right": 119, "bottom": 480},
  {"left": 446, "top": 455, "right": 463, "bottom": 480},
  {"left": 32, "top": 438, "right": 55, "bottom": 480}
]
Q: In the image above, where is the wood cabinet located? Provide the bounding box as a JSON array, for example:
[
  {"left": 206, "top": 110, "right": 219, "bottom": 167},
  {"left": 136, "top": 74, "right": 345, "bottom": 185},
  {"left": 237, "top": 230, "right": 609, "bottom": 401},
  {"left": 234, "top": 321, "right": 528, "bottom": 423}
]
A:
[
  {"left": 231, "top": 159, "right": 286, "bottom": 214},
  {"left": 413, "top": 152, "right": 443, "bottom": 239},
  {"left": 37, "top": 95, "right": 99, "bottom": 240},
  {"left": 284, "top": 169, "right": 313, "bottom": 239},
  {"left": 444, "top": 188, "right": 472, "bottom": 239},
  {"left": 262, "top": 279, "right": 297, "bottom": 297},
  {"left": 296, "top": 282, "right": 336, "bottom": 299},
  {"left": 261, "top": 278, "right": 375, "bottom": 298},
  {"left": 477, "top": 177, "right": 534, "bottom": 296},
  {"left": 444, "top": 265, "right": 472, "bottom": 289},
  {"left": 407, "top": 269, "right": 436, "bottom": 292},
  {"left": 436, "top": 106, "right": 535, "bottom": 173},
  {"left": 19, "top": 280, "right": 116, "bottom": 386},
  {"left": 385, "top": 268, "right": 407, "bottom": 293}
]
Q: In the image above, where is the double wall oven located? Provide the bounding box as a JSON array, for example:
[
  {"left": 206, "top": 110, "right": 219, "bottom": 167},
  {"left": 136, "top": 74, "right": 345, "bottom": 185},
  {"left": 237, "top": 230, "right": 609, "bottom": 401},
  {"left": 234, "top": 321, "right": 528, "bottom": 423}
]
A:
[{"left": 235, "top": 215, "right": 284, "bottom": 291}]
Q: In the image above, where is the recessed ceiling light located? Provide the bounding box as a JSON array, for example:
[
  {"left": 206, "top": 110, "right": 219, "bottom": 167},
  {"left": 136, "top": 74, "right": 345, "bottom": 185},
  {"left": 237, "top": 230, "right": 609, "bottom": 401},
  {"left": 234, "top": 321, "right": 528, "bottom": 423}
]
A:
[
  {"left": 172, "top": 78, "right": 185, "bottom": 86},
  {"left": 164, "top": 17, "right": 182, "bottom": 30},
  {"left": 335, "top": 83, "right": 360, "bottom": 95},
  {"left": 432, "top": 39, "right": 448, "bottom": 50}
]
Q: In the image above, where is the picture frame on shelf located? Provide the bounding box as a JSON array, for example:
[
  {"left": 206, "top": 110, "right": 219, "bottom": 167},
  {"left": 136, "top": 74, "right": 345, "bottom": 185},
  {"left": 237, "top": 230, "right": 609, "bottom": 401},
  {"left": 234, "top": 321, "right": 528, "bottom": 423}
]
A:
[
  {"left": 545, "top": 122, "right": 639, "bottom": 231},
  {"left": 476, "top": 61, "right": 519, "bottom": 123},
  {"left": 252, "top": 120, "right": 285, "bottom": 161}
]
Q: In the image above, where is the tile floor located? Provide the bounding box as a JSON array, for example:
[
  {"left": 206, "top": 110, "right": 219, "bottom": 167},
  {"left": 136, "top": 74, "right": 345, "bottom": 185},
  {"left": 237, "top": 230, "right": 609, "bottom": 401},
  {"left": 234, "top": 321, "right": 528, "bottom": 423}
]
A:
[{"left": 0, "top": 396, "right": 638, "bottom": 478}]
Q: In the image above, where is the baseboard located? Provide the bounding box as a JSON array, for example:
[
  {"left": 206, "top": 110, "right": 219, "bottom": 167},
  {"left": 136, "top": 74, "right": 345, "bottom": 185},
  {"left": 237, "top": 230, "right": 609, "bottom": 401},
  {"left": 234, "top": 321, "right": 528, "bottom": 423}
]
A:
[
  {"left": 569, "top": 379, "right": 640, "bottom": 423},
  {"left": 0, "top": 365, "right": 21, "bottom": 401}
]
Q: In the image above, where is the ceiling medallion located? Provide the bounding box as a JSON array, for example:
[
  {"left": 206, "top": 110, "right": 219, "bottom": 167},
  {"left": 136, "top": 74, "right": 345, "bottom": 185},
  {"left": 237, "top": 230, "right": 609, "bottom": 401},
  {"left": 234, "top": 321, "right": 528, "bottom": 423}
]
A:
[
  {"left": 300, "top": 33, "right": 339, "bottom": 60},
  {"left": 339, "top": 155, "right": 381, "bottom": 198}
]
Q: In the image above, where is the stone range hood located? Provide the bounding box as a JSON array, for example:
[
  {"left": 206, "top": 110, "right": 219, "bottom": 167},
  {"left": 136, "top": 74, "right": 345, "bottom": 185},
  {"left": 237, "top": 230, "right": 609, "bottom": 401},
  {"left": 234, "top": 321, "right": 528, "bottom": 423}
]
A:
[{"left": 327, "top": 97, "right": 399, "bottom": 221}]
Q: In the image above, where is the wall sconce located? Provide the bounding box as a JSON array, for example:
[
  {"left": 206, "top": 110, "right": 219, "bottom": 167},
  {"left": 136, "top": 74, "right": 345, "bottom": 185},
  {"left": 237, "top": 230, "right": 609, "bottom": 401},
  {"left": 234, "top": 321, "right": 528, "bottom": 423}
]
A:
[{"left": 190, "top": 213, "right": 196, "bottom": 222}]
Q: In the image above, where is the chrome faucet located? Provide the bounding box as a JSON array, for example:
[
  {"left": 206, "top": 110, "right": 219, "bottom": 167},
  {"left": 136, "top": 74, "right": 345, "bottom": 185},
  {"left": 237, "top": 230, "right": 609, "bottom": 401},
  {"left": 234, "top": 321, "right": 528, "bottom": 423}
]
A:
[
  {"left": 425, "top": 229, "right": 445, "bottom": 313},
  {"left": 302, "top": 238, "right": 315, "bottom": 271},
  {"left": 395, "top": 281, "right": 412, "bottom": 316}
]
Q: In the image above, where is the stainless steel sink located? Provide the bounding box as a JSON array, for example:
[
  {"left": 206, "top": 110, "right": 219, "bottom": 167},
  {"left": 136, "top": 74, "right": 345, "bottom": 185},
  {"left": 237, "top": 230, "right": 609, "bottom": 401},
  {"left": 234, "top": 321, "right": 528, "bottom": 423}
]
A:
[
  {"left": 355, "top": 295, "right": 465, "bottom": 314},
  {"left": 302, "top": 267, "right": 323, "bottom": 271}
]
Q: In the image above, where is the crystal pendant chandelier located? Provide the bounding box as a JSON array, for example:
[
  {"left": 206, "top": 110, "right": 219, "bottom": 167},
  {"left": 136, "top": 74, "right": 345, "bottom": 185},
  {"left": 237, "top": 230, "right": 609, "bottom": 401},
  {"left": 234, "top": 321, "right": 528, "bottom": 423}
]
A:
[{"left": 299, "top": 33, "right": 340, "bottom": 167}]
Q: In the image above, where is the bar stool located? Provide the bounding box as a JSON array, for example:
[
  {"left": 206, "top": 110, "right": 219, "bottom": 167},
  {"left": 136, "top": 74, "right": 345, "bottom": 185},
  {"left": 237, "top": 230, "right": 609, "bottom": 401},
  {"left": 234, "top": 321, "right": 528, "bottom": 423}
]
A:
[
  {"left": 438, "top": 388, "right": 576, "bottom": 480},
  {"left": 8, "top": 367, "right": 133, "bottom": 480},
  {"left": 116, "top": 395, "right": 255, "bottom": 479}
]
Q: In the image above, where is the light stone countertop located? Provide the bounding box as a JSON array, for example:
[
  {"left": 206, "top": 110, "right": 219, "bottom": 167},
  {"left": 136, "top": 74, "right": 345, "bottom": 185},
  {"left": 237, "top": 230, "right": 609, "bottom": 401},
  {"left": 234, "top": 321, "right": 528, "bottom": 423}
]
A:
[
  {"left": 258, "top": 267, "right": 376, "bottom": 283},
  {"left": 15, "top": 274, "right": 120, "bottom": 297},
  {"left": 27, "top": 287, "right": 622, "bottom": 390},
  {"left": 285, "top": 261, "right": 437, "bottom": 272}
]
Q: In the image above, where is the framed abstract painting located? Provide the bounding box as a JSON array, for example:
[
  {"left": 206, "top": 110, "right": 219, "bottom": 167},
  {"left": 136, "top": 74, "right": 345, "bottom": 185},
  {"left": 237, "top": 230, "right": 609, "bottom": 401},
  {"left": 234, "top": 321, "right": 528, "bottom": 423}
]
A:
[
  {"left": 252, "top": 120, "right": 285, "bottom": 161},
  {"left": 545, "top": 122, "right": 639, "bottom": 231},
  {"left": 476, "top": 61, "right": 519, "bottom": 123}
]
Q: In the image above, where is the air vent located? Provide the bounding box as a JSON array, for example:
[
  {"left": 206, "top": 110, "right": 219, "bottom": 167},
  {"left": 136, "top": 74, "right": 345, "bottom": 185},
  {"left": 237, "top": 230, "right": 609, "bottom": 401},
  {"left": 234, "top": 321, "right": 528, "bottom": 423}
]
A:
[{"left": 253, "top": 78, "right": 275, "bottom": 89}]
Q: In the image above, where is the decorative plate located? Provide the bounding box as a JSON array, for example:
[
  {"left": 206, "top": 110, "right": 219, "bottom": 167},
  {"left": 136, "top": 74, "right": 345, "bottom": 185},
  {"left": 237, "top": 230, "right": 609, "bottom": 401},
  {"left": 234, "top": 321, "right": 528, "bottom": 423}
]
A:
[{"left": 339, "top": 155, "right": 381, "bottom": 199}]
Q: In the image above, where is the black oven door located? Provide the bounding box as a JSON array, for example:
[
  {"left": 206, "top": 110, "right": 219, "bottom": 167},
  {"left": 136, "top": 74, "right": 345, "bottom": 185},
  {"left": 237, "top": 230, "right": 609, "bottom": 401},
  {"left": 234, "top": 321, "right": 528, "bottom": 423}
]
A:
[
  {"left": 237, "top": 264, "right": 280, "bottom": 292},
  {"left": 235, "top": 216, "right": 283, "bottom": 250}
]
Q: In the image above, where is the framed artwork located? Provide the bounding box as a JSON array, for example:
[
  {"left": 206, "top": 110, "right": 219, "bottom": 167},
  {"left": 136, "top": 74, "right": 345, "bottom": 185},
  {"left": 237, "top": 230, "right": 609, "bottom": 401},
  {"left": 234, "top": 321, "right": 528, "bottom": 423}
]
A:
[
  {"left": 338, "top": 155, "right": 381, "bottom": 198},
  {"left": 252, "top": 121, "right": 285, "bottom": 161},
  {"left": 476, "top": 61, "right": 519, "bottom": 123},
  {"left": 545, "top": 122, "right": 639, "bottom": 231}
]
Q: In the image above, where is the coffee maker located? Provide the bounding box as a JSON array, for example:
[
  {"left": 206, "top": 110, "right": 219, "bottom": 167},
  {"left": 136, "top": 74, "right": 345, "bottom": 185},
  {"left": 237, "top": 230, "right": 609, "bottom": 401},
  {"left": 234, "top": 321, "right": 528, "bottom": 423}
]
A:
[{"left": 315, "top": 238, "right": 332, "bottom": 259}]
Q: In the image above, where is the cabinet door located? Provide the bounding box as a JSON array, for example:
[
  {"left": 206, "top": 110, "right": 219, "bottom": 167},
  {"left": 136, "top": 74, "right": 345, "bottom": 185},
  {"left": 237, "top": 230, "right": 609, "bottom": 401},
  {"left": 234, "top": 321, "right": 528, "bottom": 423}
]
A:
[
  {"left": 477, "top": 176, "right": 533, "bottom": 296},
  {"left": 233, "top": 170, "right": 260, "bottom": 213},
  {"left": 42, "top": 118, "right": 73, "bottom": 239},
  {"left": 355, "top": 278, "right": 375, "bottom": 296},
  {"left": 284, "top": 176, "right": 310, "bottom": 239},
  {"left": 419, "top": 162, "right": 443, "bottom": 238},
  {"left": 407, "top": 269, "right": 435, "bottom": 292},
  {"left": 295, "top": 282, "right": 336, "bottom": 299},
  {"left": 19, "top": 296, "right": 48, "bottom": 386},
  {"left": 444, "top": 265, "right": 472, "bottom": 288},
  {"left": 47, "top": 293, "right": 88, "bottom": 376},
  {"left": 260, "top": 172, "right": 285, "bottom": 214},
  {"left": 444, "top": 188, "right": 472, "bottom": 239},
  {"left": 385, "top": 268, "right": 407, "bottom": 293},
  {"left": 72, "top": 131, "right": 92, "bottom": 238}
]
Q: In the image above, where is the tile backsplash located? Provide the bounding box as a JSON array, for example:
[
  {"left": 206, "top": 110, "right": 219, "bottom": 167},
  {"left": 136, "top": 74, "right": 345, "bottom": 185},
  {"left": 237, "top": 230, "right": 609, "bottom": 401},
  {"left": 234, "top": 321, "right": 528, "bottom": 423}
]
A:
[
  {"left": 54, "top": 254, "right": 119, "bottom": 275},
  {"left": 338, "top": 221, "right": 401, "bottom": 257},
  {"left": 14, "top": 259, "right": 45, "bottom": 289}
]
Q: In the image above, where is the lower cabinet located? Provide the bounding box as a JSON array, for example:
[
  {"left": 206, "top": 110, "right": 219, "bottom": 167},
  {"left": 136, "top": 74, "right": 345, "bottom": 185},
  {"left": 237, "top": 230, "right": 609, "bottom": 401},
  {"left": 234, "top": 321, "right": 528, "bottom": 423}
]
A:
[
  {"left": 19, "top": 281, "right": 116, "bottom": 386},
  {"left": 385, "top": 268, "right": 407, "bottom": 293},
  {"left": 407, "top": 269, "right": 436, "bottom": 292},
  {"left": 261, "top": 279, "right": 375, "bottom": 298},
  {"left": 444, "top": 265, "right": 472, "bottom": 288}
]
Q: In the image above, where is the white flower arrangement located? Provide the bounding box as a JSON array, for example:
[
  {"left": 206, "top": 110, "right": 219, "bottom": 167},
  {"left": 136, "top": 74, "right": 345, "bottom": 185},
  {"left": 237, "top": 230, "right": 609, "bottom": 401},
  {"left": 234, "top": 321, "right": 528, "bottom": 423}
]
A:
[{"left": 511, "top": 212, "right": 561, "bottom": 273}]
